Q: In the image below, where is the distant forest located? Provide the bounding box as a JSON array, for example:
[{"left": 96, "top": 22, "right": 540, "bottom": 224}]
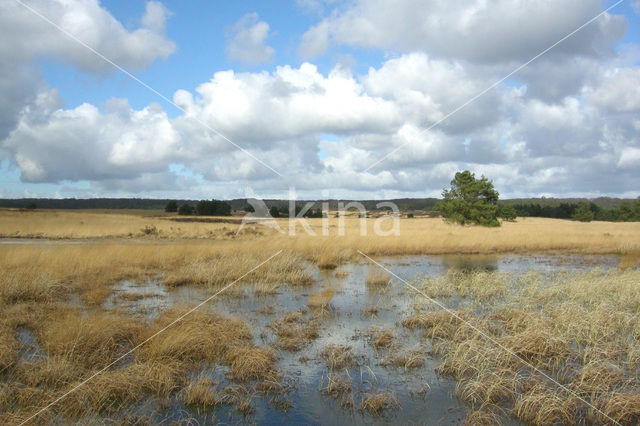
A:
[
  {"left": 0, "top": 196, "right": 638, "bottom": 221},
  {"left": 0, "top": 197, "right": 441, "bottom": 211}
]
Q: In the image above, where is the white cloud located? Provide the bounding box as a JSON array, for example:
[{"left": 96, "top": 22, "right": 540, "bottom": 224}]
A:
[
  {"left": 298, "top": 21, "right": 330, "bottom": 59},
  {"left": 3, "top": 91, "right": 179, "bottom": 182},
  {"left": 299, "top": 0, "right": 626, "bottom": 62},
  {"left": 587, "top": 67, "right": 640, "bottom": 112},
  {"left": 226, "top": 13, "right": 275, "bottom": 65},
  {"left": 0, "top": 2, "right": 639, "bottom": 198},
  {"left": 4, "top": 49, "right": 640, "bottom": 197},
  {"left": 141, "top": 1, "right": 171, "bottom": 32},
  {"left": 0, "top": 0, "right": 176, "bottom": 141},
  {"left": 618, "top": 147, "right": 640, "bottom": 169},
  {"left": 0, "top": 0, "right": 175, "bottom": 73},
  {"left": 172, "top": 63, "right": 399, "bottom": 144}
]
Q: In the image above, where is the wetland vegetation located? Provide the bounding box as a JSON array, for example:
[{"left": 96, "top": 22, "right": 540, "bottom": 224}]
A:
[{"left": 0, "top": 209, "right": 639, "bottom": 424}]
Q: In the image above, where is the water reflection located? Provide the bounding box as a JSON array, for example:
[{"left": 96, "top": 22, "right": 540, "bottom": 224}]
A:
[{"left": 441, "top": 254, "right": 499, "bottom": 272}]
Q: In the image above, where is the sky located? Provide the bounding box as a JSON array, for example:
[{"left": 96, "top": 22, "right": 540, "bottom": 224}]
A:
[{"left": 0, "top": 0, "right": 639, "bottom": 200}]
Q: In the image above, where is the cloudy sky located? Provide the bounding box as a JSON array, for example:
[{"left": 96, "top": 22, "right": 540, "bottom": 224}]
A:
[{"left": 1, "top": 0, "right": 639, "bottom": 200}]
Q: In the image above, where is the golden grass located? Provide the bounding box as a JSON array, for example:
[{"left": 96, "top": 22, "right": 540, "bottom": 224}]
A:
[
  {"left": 370, "top": 328, "right": 395, "bottom": 349},
  {"left": 0, "top": 323, "right": 18, "bottom": 372},
  {"left": 359, "top": 391, "right": 400, "bottom": 415},
  {"left": 139, "top": 307, "right": 252, "bottom": 363},
  {"left": 1, "top": 209, "right": 639, "bottom": 423},
  {"left": 381, "top": 349, "right": 426, "bottom": 370},
  {"left": 619, "top": 249, "right": 640, "bottom": 269},
  {"left": 0, "top": 209, "right": 251, "bottom": 240},
  {"left": 365, "top": 268, "right": 391, "bottom": 288},
  {"left": 402, "top": 309, "right": 470, "bottom": 339},
  {"left": 2, "top": 210, "right": 639, "bottom": 258},
  {"left": 421, "top": 268, "right": 640, "bottom": 425},
  {"left": 322, "top": 374, "right": 352, "bottom": 398},
  {"left": 270, "top": 311, "right": 319, "bottom": 352},
  {"left": 321, "top": 344, "right": 356, "bottom": 370},
  {"left": 307, "top": 288, "right": 335, "bottom": 309},
  {"left": 39, "top": 309, "right": 143, "bottom": 369},
  {"left": 464, "top": 409, "right": 503, "bottom": 426},
  {"left": 224, "top": 345, "right": 277, "bottom": 381},
  {"left": 182, "top": 374, "right": 218, "bottom": 406}
]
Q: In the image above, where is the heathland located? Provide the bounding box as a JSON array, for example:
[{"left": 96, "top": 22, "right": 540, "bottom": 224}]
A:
[{"left": 0, "top": 208, "right": 639, "bottom": 424}]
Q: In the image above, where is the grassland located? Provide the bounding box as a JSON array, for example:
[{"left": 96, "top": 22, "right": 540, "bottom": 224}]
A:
[
  {"left": 1, "top": 208, "right": 639, "bottom": 254},
  {"left": 412, "top": 268, "right": 640, "bottom": 424},
  {"left": 0, "top": 208, "right": 639, "bottom": 424}
]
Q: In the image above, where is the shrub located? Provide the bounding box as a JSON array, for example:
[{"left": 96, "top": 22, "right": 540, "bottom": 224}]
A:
[
  {"left": 195, "top": 200, "right": 232, "bottom": 216},
  {"left": 141, "top": 225, "right": 158, "bottom": 235},
  {"left": 178, "top": 204, "right": 194, "bottom": 215},
  {"left": 164, "top": 201, "right": 178, "bottom": 213},
  {"left": 572, "top": 203, "right": 594, "bottom": 222},
  {"left": 269, "top": 206, "right": 279, "bottom": 218},
  {"left": 498, "top": 205, "right": 517, "bottom": 222}
]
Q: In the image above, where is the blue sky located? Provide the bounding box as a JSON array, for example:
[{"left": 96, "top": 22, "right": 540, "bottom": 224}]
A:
[
  {"left": 40, "top": 0, "right": 387, "bottom": 114},
  {"left": 1, "top": 0, "right": 639, "bottom": 200}
]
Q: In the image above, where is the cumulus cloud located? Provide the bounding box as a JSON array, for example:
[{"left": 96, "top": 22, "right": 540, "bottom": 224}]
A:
[
  {"left": 587, "top": 68, "right": 640, "bottom": 112},
  {"left": 4, "top": 50, "right": 640, "bottom": 197},
  {"left": 172, "top": 63, "right": 398, "bottom": 144},
  {"left": 226, "top": 13, "right": 275, "bottom": 65},
  {"left": 0, "top": 0, "right": 175, "bottom": 73},
  {"left": 298, "top": 0, "right": 626, "bottom": 63},
  {"left": 0, "top": 1, "right": 639, "bottom": 198},
  {"left": 3, "top": 92, "right": 179, "bottom": 182},
  {"left": 0, "top": 0, "right": 175, "bottom": 143}
]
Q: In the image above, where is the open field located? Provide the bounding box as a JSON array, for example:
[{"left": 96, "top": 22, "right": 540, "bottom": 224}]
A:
[
  {"left": 1, "top": 208, "right": 639, "bottom": 255},
  {"left": 0, "top": 209, "right": 639, "bottom": 424}
]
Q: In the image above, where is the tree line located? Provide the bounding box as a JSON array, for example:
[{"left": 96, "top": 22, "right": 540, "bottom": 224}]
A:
[
  {"left": 437, "top": 170, "right": 640, "bottom": 226},
  {"left": 165, "top": 199, "right": 231, "bottom": 216},
  {"left": 509, "top": 201, "right": 640, "bottom": 222}
]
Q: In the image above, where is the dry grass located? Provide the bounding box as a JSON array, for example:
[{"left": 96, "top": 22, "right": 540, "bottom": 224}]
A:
[
  {"left": 39, "top": 309, "right": 143, "bottom": 369},
  {"left": 595, "top": 391, "right": 640, "bottom": 425},
  {"left": 370, "top": 328, "right": 395, "bottom": 350},
  {"left": 402, "top": 309, "right": 470, "bottom": 339},
  {"left": 270, "top": 311, "right": 319, "bottom": 352},
  {"left": 1, "top": 209, "right": 639, "bottom": 423},
  {"left": 381, "top": 349, "right": 426, "bottom": 370},
  {"left": 464, "top": 409, "right": 503, "bottom": 425},
  {"left": 359, "top": 391, "right": 400, "bottom": 415},
  {"left": 321, "top": 344, "right": 356, "bottom": 370},
  {"left": 0, "top": 209, "right": 254, "bottom": 240},
  {"left": 322, "top": 374, "right": 355, "bottom": 408},
  {"left": 619, "top": 249, "right": 640, "bottom": 269},
  {"left": 323, "top": 374, "right": 352, "bottom": 397},
  {"left": 365, "top": 268, "right": 391, "bottom": 288},
  {"left": 307, "top": 288, "right": 335, "bottom": 309},
  {"left": 182, "top": 375, "right": 218, "bottom": 406},
  {"left": 139, "top": 307, "right": 252, "bottom": 363},
  {"left": 2, "top": 210, "right": 639, "bottom": 257},
  {"left": 512, "top": 383, "right": 578, "bottom": 425},
  {"left": 0, "top": 324, "right": 18, "bottom": 372},
  {"left": 224, "top": 345, "right": 277, "bottom": 381},
  {"left": 423, "top": 268, "right": 640, "bottom": 425},
  {"left": 163, "top": 250, "right": 313, "bottom": 289}
]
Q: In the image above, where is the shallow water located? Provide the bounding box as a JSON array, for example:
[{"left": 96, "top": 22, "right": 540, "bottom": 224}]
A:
[{"left": 102, "top": 253, "right": 617, "bottom": 424}]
